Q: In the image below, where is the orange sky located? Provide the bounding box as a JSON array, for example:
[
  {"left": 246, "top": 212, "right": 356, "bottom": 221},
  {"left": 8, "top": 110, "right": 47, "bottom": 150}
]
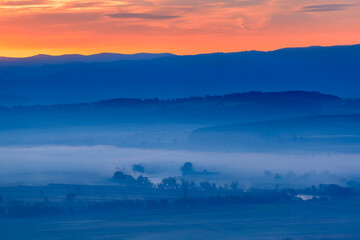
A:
[{"left": 0, "top": 0, "right": 360, "bottom": 57}]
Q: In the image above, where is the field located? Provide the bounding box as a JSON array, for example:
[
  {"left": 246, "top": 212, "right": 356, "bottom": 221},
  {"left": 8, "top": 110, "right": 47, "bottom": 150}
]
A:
[{"left": 1, "top": 197, "right": 360, "bottom": 240}]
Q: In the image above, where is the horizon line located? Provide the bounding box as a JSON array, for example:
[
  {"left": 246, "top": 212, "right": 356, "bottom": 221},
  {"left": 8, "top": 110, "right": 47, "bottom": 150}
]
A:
[{"left": 1, "top": 43, "right": 359, "bottom": 59}]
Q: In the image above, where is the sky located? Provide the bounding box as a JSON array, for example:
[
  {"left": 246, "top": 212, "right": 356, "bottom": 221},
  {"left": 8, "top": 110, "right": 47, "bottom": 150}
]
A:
[{"left": 0, "top": 0, "right": 359, "bottom": 57}]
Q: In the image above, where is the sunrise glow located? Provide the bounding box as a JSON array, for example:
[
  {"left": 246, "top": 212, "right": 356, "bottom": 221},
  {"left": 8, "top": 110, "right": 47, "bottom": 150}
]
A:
[{"left": 0, "top": 0, "right": 360, "bottom": 57}]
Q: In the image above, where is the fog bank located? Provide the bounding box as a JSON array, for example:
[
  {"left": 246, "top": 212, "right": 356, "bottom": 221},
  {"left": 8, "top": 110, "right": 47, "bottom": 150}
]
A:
[{"left": 0, "top": 145, "right": 359, "bottom": 185}]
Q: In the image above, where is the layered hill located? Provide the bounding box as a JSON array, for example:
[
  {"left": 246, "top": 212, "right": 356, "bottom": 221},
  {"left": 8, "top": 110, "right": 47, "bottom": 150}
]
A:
[
  {"left": 1, "top": 44, "right": 360, "bottom": 105},
  {"left": 0, "top": 53, "right": 174, "bottom": 66},
  {"left": 0, "top": 91, "right": 359, "bottom": 129},
  {"left": 189, "top": 114, "right": 360, "bottom": 152},
  {"left": 1, "top": 91, "right": 360, "bottom": 151}
]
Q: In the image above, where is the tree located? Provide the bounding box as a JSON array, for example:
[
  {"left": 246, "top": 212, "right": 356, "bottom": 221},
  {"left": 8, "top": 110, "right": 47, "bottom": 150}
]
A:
[
  {"left": 274, "top": 173, "right": 283, "bottom": 180},
  {"left": 181, "top": 162, "right": 195, "bottom": 176},
  {"left": 136, "top": 175, "right": 153, "bottom": 187},
  {"left": 318, "top": 184, "right": 353, "bottom": 198},
  {"left": 181, "top": 180, "right": 190, "bottom": 198},
  {"left": 160, "top": 177, "right": 178, "bottom": 190},
  {"left": 112, "top": 171, "right": 136, "bottom": 185},
  {"left": 230, "top": 181, "right": 239, "bottom": 191},
  {"left": 200, "top": 181, "right": 212, "bottom": 191}
]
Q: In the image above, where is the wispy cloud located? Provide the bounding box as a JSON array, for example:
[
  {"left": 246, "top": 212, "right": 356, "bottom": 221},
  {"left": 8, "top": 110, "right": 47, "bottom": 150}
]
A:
[
  {"left": 222, "top": 0, "right": 267, "bottom": 8},
  {"left": 1, "top": 0, "right": 360, "bottom": 56},
  {"left": 299, "top": 4, "right": 356, "bottom": 12},
  {"left": 0, "top": 0, "right": 48, "bottom": 6},
  {"left": 107, "top": 12, "right": 181, "bottom": 20}
]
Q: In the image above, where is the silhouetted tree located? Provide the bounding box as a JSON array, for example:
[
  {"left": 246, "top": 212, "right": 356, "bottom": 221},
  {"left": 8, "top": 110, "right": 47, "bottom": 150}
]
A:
[
  {"left": 136, "top": 175, "right": 153, "bottom": 187},
  {"left": 200, "top": 181, "right": 212, "bottom": 191},
  {"left": 112, "top": 171, "right": 136, "bottom": 185},
  {"left": 181, "top": 162, "right": 195, "bottom": 176},
  {"left": 190, "top": 181, "right": 197, "bottom": 190},
  {"left": 318, "top": 184, "right": 353, "bottom": 198},
  {"left": 274, "top": 173, "right": 283, "bottom": 180},
  {"left": 159, "top": 177, "right": 178, "bottom": 190},
  {"left": 231, "top": 181, "right": 239, "bottom": 191},
  {"left": 181, "top": 180, "right": 190, "bottom": 198}
]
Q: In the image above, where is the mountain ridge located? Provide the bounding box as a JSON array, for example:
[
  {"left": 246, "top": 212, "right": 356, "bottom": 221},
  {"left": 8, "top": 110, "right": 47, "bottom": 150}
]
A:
[
  {"left": 2, "top": 43, "right": 359, "bottom": 62},
  {"left": 0, "top": 52, "right": 174, "bottom": 66},
  {"left": 1, "top": 44, "right": 360, "bottom": 106}
]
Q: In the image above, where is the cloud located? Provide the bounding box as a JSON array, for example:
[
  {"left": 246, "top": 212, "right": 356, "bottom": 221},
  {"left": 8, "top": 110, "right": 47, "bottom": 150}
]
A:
[
  {"left": 107, "top": 12, "right": 181, "bottom": 20},
  {"left": 223, "top": 0, "right": 267, "bottom": 8},
  {"left": 299, "top": 4, "right": 356, "bottom": 12},
  {"left": 4, "top": 12, "right": 103, "bottom": 26},
  {"left": 0, "top": 0, "right": 48, "bottom": 6},
  {"left": 64, "top": 2, "right": 105, "bottom": 9}
]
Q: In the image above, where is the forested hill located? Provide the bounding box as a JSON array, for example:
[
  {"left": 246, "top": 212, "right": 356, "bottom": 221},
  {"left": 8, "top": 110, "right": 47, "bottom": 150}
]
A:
[
  {"left": 1, "top": 44, "right": 360, "bottom": 105},
  {"left": 0, "top": 91, "right": 359, "bottom": 129}
]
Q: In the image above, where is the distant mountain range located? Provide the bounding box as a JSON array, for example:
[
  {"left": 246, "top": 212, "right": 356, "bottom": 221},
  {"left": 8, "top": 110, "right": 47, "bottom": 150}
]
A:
[
  {"left": 0, "top": 53, "right": 174, "bottom": 66},
  {"left": 0, "top": 44, "right": 360, "bottom": 106}
]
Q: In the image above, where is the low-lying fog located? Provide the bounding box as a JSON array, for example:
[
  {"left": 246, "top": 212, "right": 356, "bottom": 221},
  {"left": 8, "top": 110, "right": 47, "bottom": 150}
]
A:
[{"left": 0, "top": 145, "right": 359, "bottom": 186}]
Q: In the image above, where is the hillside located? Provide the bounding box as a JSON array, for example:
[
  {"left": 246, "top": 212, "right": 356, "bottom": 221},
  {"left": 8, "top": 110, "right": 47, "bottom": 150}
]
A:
[
  {"left": 1, "top": 44, "right": 360, "bottom": 105},
  {"left": 189, "top": 114, "right": 360, "bottom": 151},
  {"left": 0, "top": 91, "right": 358, "bottom": 129},
  {"left": 1, "top": 91, "right": 360, "bottom": 150}
]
